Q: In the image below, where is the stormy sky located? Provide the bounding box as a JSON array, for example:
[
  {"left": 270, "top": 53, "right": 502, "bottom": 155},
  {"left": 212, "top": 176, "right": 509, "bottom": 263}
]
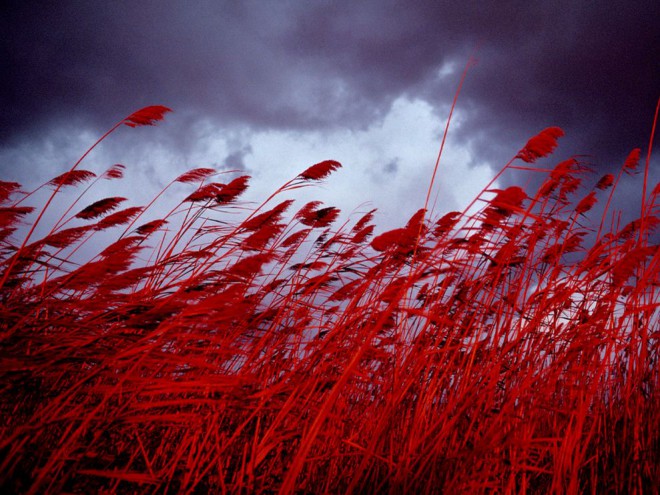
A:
[{"left": 1, "top": 1, "right": 658, "bottom": 228}]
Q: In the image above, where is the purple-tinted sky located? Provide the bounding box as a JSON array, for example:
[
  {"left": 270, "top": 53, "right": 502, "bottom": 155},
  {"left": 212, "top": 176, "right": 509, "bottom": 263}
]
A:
[{"left": 1, "top": 1, "right": 658, "bottom": 226}]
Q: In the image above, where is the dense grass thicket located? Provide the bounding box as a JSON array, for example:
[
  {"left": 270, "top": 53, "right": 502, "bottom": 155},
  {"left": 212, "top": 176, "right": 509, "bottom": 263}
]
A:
[{"left": 1, "top": 105, "right": 658, "bottom": 494}]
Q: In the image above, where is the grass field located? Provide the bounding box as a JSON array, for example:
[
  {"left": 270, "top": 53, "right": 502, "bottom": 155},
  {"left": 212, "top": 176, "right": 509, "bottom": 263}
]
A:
[{"left": 1, "top": 102, "right": 658, "bottom": 494}]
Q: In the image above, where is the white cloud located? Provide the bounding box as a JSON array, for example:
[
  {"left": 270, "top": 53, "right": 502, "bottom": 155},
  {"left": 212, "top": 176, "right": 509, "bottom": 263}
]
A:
[
  {"left": 218, "top": 96, "right": 495, "bottom": 231},
  {"left": 2, "top": 96, "right": 496, "bottom": 244}
]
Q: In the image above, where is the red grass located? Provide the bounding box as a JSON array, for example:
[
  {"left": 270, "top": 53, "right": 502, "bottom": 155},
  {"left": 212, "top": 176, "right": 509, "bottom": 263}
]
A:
[
  {"left": 0, "top": 103, "right": 658, "bottom": 495},
  {"left": 48, "top": 170, "right": 98, "bottom": 188},
  {"left": 297, "top": 160, "right": 342, "bottom": 181},
  {"left": 123, "top": 106, "right": 172, "bottom": 128}
]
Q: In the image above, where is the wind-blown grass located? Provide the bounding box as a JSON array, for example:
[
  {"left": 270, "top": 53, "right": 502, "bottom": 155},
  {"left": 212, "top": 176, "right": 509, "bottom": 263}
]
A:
[{"left": 0, "top": 103, "right": 658, "bottom": 494}]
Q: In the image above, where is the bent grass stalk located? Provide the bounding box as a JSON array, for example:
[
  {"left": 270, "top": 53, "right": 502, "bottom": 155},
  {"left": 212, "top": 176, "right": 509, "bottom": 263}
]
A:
[{"left": 0, "top": 101, "right": 658, "bottom": 494}]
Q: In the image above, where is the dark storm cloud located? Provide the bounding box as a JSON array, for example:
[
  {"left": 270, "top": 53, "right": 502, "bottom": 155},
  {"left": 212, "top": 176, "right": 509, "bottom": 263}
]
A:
[
  {"left": 452, "top": 3, "right": 659, "bottom": 169},
  {"left": 1, "top": 0, "right": 658, "bottom": 175}
]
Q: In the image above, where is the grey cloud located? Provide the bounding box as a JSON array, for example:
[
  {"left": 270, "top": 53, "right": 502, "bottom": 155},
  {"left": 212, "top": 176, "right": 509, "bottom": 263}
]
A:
[
  {"left": 2, "top": 0, "right": 658, "bottom": 183},
  {"left": 223, "top": 144, "right": 253, "bottom": 173},
  {"left": 383, "top": 159, "right": 399, "bottom": 176}
]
